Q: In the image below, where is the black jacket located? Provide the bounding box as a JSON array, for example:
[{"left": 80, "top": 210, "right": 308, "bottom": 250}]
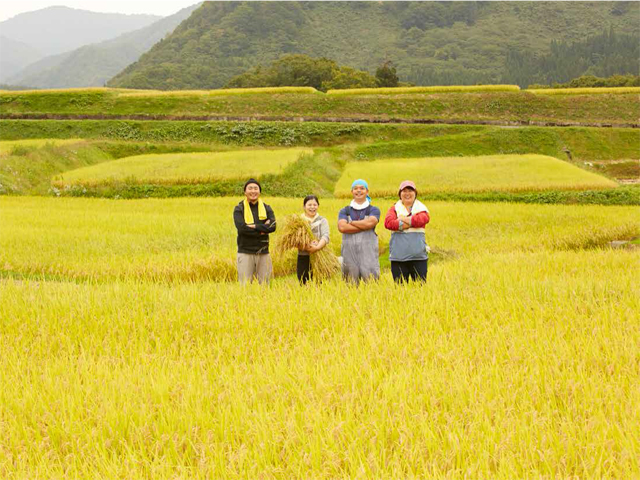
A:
[{"left": 233, "top": 201, "right": 276, "bottom": 254}]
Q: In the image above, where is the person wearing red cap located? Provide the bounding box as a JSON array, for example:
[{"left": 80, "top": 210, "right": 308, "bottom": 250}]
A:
[{"left": 384, "top": 180, "right": 430, "bottom": 283}]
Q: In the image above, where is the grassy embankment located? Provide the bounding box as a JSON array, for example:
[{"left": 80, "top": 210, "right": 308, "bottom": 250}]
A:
[
  {"left": 0, "top": 140, "right": 239, "bottom": 195},
  {"left": 1, "top": 196, "right": 639, "bottom": 477},
  {"left": 1, "top": 122, "right": 638, "bottom": 202},
  {"left": 1, "top": 87, "right": 638, "bottom": 125}
]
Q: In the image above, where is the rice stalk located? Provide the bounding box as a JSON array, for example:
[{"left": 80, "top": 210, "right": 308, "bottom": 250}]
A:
[{"left": 309, "top": 248, "right": 341, "bottom": 281}]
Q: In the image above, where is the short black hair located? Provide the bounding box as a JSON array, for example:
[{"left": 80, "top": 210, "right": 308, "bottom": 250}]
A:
[
  {"left": 303, "top": 195, "right": 319, "bottom": 206},
  {"left": 243, "top": 178, "right": 261, "bottom": 192}
]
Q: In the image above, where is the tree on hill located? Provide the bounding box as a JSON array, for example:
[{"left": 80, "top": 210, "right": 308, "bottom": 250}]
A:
[
  {"left": 225, "top": 54, "right": 379, "bottom": 91},
  {"left": 375, "top": 61, "right": 399, "bottom": 87},
  {"left": 322, "top": 66, "right": 377, "bottom": 90}
]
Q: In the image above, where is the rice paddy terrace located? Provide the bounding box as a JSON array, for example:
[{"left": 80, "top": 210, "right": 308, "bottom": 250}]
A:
[
  {"left": 1, "top": 85, "right": 639, "bottom": 478},
  {"left": 1, "top": 86, "right": 639, "bottom": 126}
]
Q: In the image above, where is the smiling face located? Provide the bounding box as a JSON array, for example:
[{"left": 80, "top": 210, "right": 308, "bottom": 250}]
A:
[
  {"left": 244, "top": 183, "right": 260, "bottom": 202},
  {"left": 304, "top": 198, "right": 319, "bottom": 217},
  {"left": 400, "top": 187, "right": 416, "bottom": 205},
  {"left": 351, "top": 185, "right": 368, "bottom": 203}
]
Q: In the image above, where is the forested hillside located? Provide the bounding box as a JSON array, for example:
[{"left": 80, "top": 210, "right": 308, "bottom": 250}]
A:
[
  {"left": 108, "top": 1, "right": 640, "bottom": 90},
  {"left": 503, "top": 28, "right": 639, "bottom": 87}
]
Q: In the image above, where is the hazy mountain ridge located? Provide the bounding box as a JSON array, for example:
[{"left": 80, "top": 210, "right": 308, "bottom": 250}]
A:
[
  {"left": 0, "top": 6, "right": 160, "bottom": 82},
  {"left": 0, "top": 36, "right": 42, "bottom": 81},
  {"left": 108, "top": 1, "right": 640, "bottom": 90},
  {"left": 7, "top": 4, "right": 202, "bottom": 89}
]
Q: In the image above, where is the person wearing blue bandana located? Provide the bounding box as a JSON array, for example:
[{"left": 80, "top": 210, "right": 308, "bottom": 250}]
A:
[{"left": 337, "top": 179, "right": 381, "bottom": 283}]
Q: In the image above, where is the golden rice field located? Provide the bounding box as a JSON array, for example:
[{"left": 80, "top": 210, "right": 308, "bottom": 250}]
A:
[
  {"left": 54, "top": 148, "right": 312, "bottom": 187},
  {"left": 0, "top": 87, "right": 320, "bottom": 97},
  {"left": 1, "top": 197, "right": 637, "bottom": 282},
  {"left": 0, "top": 85, "right": 522, "bottom": 98},
  {"left": 115, "top": 86, "right": 321, "bottom": 97},
  {"left": 326, "top": 85, "right": 521, "bottom": 95},
  {"left": 335, "top": 154, "right": 618, "bottom": 197},
  {"left": 0, "top": 196, "right": 638, "bottom": 478},
  {"left": 528, "top": 87, "right": 640, "bottom": 95},
  {"left": 0, "top": 138, "right": 84, "bottom": 154}
]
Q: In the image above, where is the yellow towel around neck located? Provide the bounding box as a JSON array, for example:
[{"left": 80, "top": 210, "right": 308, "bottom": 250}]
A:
[{"left": 243, "top": 198, "right": 267, "bottom": 224}]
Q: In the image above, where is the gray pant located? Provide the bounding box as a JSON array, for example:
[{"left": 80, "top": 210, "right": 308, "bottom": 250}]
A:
[
  {"left": 237, "top": 253, "right": 272, "bottom": 284},
  {"left": 341, "top": 229, "right": 380, "bottom": 284}
]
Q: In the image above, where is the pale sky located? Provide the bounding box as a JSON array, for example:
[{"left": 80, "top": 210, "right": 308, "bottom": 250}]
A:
[{"left": 0, "top": 0, "right": 201, "bottom": 22}]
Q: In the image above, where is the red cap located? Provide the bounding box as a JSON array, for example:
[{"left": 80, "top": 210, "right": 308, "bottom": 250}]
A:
[{"left": 398, "top": 180, "right": 417, "bottom": 197}]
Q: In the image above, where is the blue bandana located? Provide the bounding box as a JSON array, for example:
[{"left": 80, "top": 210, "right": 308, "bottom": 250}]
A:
[{"left": 351, "top": 179, "right": 369, "bottom": 190}]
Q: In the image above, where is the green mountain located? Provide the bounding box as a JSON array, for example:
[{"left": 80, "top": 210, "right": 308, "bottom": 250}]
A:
[
  {"left": 108, "top": 1, "right": 640, "bottom": 90},
  {"left": 7, "top": 4, "right": 202, "bottom": 89}
]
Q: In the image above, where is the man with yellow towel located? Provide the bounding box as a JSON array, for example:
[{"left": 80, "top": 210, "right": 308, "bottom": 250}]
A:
[{"left": 233, "top": 178, "right": 277, "bottom": 284}]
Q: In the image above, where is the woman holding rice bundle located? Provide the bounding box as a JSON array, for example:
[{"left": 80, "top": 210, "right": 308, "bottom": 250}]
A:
[
  {"left": 384, "top": 180, "right": 430, "bottom": 283},
  {"left": 297, "top": 195, "right": 330, "bottom": 284}
]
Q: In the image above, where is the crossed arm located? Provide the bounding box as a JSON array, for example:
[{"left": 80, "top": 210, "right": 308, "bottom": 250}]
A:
[
  {"left": 233, "top": 206, "right": 276, "bottom": 236},
  {"left": 338, "top": 216, "right": 378, "bottom": 234}
]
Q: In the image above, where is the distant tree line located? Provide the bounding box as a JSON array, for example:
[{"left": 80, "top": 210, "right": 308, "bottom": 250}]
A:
[
  {"left": 529, "top": 74, "right": 639, "bottom": 89},
  {"left": 502, "top": 28, "right": 639, "bottom": 87},
  {"left": 226, "top": 55, "right": 402, "bottom": 91},
  {"left": 0, "top": 84, "right": 35, "bottom": 91}
]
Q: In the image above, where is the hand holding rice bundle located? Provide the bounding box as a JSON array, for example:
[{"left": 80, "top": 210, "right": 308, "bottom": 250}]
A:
[
  {"left": 277, "top": 195, "right": 339, "bottom": 283},
  {"left": 276, "top": 215, "right": 314, "bottom": 252}
]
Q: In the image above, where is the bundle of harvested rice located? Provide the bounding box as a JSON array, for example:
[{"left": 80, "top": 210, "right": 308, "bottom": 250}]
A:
[
  {"left": 276, "top": 215, "right": 314, "bottom": 253},
  {"left": 276, "top": 215, "right": 340, "bottom": 281},
  {"left": 309, "top": 248, "right": 341, "bottom": 281}
]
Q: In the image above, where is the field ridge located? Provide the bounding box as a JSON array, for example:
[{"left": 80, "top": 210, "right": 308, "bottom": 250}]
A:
[{"left": 2, "top": 112, "right": 638, "bottom": 129}]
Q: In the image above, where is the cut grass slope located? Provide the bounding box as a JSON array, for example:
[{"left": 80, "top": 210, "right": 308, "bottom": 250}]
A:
[
  {"left": 335, "top": 154, "right": 618, "bottom": 197},
  {"left": 0, "top": 138, "right": 84, "bottom": 154},
  {"left": 0, "top": 140, "right": 238, "bottom": 195},
  {"left": 0, "top": 140, "right": 110, "bottom": 195},
  {"left": 355, "top": 127, "right": 640, "bottom": 163},
  {"left": 1, "top": 121, "right": 637, "bottom": 161},
  {"left": 56, "top": 148, "right": 312, "bottom": 187}
]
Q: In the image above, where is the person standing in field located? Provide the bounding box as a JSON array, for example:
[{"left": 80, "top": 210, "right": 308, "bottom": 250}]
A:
[
  {"left": 384, "top": 180, "right": 430, "bottom": 283},
  {"left": 297, "top": 195, "right": 330, "bottom": 284},
  {"left": 233, "top": 178, "right": 276, "bottom": 284},
  {"left": 337, "top": 179, "right": 381, "bottom": 283}
]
